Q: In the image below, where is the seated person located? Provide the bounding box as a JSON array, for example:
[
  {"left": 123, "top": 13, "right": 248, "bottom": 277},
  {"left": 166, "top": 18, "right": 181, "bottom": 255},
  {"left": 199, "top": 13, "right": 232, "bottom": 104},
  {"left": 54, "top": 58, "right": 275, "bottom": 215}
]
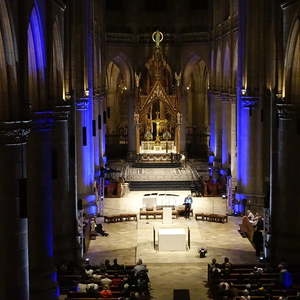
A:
[
  {"left": 221, "top": 257, "right": 232, "bottom": 275},
  {"left": 100, "top": 273, "right": 112, "bottom": 289},
  {"left": 241, "top": 289, "right": 251, "bottom": 300},
  {"left": 210, "top": 258, "right": 221, "bottom": 279},
  {"left": 111, "top": 258, "right": 122, "bottom": 270},
  {"left": 99, "top": 286, "right": 112, "bottom": 298},
  {"left": 104, "top": 259, "right": 111, "bottom": 269},
  {"left": 77, "top": 282, "right": 88, "bottom": 292},
  {"left": 254, "top": 282, "right": 266, "bottom": 296},
  {"left": 95, "top": 223, "right": 109, "bottom": 236},
  {"left": 133, "top": 259, "right": 148, "bottom": 277}
]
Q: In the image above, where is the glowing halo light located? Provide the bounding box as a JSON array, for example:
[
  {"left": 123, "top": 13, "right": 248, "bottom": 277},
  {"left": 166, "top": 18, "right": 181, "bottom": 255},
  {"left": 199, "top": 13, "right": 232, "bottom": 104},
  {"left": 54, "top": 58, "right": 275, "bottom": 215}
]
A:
[{"left": 152, "top": 30, "right": 164, "bottom": 47}]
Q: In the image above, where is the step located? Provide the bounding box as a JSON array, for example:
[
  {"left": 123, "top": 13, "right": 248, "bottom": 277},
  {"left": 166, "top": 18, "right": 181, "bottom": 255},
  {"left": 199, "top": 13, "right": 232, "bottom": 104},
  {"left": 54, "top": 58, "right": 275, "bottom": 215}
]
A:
[{"left": 129, "top": 181, "right": 193, "bottom": 191}]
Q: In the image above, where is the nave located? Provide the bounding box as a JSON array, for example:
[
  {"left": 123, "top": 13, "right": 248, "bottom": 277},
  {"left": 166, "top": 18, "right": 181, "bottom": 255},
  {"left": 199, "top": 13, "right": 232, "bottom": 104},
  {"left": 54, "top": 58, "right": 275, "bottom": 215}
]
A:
[{"left": 81, "top": 192, "right": 257, "bottom": 300}]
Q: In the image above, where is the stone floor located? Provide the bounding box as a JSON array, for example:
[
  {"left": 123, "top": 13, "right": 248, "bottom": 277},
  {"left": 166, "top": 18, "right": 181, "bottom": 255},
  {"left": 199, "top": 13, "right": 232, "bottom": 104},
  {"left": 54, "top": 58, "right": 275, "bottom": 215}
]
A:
[{"left": 85, "top": 191, "right": 257, "bottom": 300}]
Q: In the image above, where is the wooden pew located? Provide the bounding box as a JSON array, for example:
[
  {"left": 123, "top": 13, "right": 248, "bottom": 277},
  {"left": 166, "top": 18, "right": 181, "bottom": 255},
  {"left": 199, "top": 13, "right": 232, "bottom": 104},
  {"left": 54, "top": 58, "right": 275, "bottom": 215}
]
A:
[{"left": 195, "top": 213, "right": 228, "bottom": 223}]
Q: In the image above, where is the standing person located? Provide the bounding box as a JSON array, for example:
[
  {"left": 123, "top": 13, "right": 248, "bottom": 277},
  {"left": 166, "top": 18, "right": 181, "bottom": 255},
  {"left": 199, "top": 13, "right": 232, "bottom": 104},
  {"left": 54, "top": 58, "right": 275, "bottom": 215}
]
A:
[
  {"left": 247, "top": 210, "right": 255, "bottom": 222},
  {"left": 183, "top": 194, "right": 193, "bottom": 219},
  {"left": 253, "top": 226, "right": 263, "bottom": 257}
]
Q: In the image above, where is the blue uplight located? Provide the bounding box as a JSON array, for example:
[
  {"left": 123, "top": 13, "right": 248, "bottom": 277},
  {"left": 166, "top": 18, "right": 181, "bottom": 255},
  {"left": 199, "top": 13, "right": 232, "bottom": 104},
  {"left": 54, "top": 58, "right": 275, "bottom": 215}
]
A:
[{"left": 29, "top": 4, "right": 46, "bottom": 72}]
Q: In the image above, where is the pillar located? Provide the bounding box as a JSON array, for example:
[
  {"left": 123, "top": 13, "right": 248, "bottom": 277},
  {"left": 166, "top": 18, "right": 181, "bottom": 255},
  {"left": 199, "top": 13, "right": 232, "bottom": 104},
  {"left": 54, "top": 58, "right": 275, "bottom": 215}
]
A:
[
  {"left": 128, "top": 91, "right": 136, "bottom": 159},
  {"left": 230, "top": 100, "right": 237, "bottom": 180},
  {"left": 180, "top": 90, "right": 187, "bottom": 154},
  {"left": 271, "top": 103, "right": 300, "bottom": 263},
  {"left": 93, "top": 97, "right": 100, "bottom": 173},
  {"left": 52, "top": 106, "right": 78, "bottom": 264},
  {"left": 75, "top": 99, "right": 92, "bottom": 196},
  {"left": 0, "top": 121, "right": 31, "bottom": 300},
  {"left": 237, "top": 97, "right": 264, "bottom": 212},
  {"left": 98, "top": 94, "right": 106, "bottom": 164},
  {"left": 215, "top": 96, "right": 223, "bottom": 165},
  {"left": 208, "top": 91, "right": 216, "bottom": 156},
  {"left": 236, "top": 0, "right": 265, "bottom": 213},
  {"left": 27, "top": 112, "right": 58, "bottom": 300},
  {"left": 221, "top": 96, "right": 232, "bottom": 168}
]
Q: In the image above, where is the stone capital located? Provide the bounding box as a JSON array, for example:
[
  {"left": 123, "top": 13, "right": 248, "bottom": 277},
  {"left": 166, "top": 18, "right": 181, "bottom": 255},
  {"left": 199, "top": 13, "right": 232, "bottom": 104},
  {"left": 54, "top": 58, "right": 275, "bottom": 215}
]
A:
[
  {"left": 31, "top": 111, "right": 55, "bottom": 131},
  {"left": 76, "top": 98, "right": 89, "bottom": 111},
  {"left": 0, "top": 120, "right": 31, "bottom": 145},
  {"left": 276, "top": 103, "right": 297, "bottom": 120},
  {"left": 54, "top": 105, "right": 71, "bottom": 121},
  {"left": 240, "top": 96, "right": 259, "bottom": 110}
]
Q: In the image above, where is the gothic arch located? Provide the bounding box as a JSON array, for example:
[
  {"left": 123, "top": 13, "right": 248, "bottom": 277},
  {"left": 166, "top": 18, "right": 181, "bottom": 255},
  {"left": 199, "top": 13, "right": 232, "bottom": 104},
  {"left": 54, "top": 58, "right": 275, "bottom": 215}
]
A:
[
  {"left": 105, "top": 53, "right": 133, "bottom": 90},
  {"left": 232, "top": 39, "right": 238, "bottom": 92},
  {"left": 0, "top": 0, "right": 18, "bottom": 120},
  {"left": 223, "top": 42, "right": 231, "bottom": 91},
  {"left": 183, "top": 55, "right": 209, "bottom": 158},
  {"left": 28, "top": 2, "right": 46, "bottom": 110},
  {"left": 216, "top": 45, "right": 222, "bottom": 90},
  {"left": 50, "top": 18, "right": 64, "bottom": 103},
  {"left": 284, "top": 17, "right": 300, "bottom": 102}
]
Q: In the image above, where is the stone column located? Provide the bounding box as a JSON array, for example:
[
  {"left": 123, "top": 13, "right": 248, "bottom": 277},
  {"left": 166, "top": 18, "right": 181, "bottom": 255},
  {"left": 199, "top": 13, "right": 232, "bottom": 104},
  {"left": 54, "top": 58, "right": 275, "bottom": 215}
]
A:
[
  {"left": 230, "top": 100, "right": 237, "bottom": 181},
  {"left": 98, "top": 94, "right": 106, "bottom": 164},
  {"left": 0, "top": 121, "right": 31, "bottom": 300},
  {"left": 93, "top": 97, "right": 100, "bottom": 173},
  {"left": 236, "top": 96, "right": 264, "bottom": 213},
  {"left": 236, "top": 0, "right": 265, "bottom": 213},
  {"left": 75, "top": 99, "right": 92, "bottom": 196},
  {"left": 27, "top": 112, "right": 58, "bottom": 300},
  {"left": 52, "top": 106, "right": 78, "bottom": 264},
  {"left": 215, "top": 95, "right": 223, "bottom": 165},
  {"left": 271, "top": 103, "right": 300, "bottom": 263},
  {"left": 127, "top": 91, "right": 136, "bottom": 159},
  {"left": 134, "top": 113, "right": 140, "bottom": 154},
  {"left": 180, "top": 90, "right": 187, "bottom": 154},
  {"left": 221, "top": 96, "right": 232, "bottom": 168},
  {"left": 208, "top": 91, "right": 216, "bottom": 156}
]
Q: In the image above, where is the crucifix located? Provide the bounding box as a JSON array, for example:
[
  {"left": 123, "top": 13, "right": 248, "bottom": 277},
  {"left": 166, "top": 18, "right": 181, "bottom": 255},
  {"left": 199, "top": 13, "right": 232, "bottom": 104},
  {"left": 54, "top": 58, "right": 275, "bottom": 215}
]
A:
[{"left": 151, "top": 111, "right": 168, "bottom": 142}]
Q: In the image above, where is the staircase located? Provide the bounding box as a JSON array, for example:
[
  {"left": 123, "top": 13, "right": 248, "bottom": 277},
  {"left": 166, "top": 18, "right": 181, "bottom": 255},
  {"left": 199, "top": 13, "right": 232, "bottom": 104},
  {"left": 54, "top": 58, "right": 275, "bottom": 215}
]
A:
[{"left": 129, "top": 180, "right": 193, "bottom": 191}]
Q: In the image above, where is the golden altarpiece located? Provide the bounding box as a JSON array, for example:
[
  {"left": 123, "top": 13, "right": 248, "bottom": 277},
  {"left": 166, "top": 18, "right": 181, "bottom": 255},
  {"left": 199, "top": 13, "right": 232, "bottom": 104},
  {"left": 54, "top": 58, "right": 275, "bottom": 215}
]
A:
[{"left": 134, "top": 31, "right": 182, "bottom": 161}]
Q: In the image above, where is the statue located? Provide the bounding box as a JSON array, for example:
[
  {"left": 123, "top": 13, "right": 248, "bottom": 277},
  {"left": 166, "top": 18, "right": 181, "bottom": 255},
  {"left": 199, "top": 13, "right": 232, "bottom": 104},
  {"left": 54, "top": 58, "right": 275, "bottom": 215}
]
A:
[
  {"left": 135, "top": 72, "right": 141, "bottom": 88},
  {"left": 177, "top": 112, "right": 182, "bottom": 124},
  {"left": 152, "top": 30, "right": 164, "bottom": 48},
  {"left": 151, "top": 111, "right": 168, "bottom": 142},
  {"left": 134, "top": 113, "right": 139, "bottom": 124},
  {"left": 175, "top": 72, "right": 182, "bottom": 87}
]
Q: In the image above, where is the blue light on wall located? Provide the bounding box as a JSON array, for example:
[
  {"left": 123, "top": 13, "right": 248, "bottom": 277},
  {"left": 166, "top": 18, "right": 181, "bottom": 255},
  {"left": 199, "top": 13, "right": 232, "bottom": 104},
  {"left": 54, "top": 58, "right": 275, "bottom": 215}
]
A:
[
  {"left": 209, "top": 94, "right": 216, "bottom": 154},
  {"left": 28, "top": 4, "right": 46, "bottom": 73},
  {"left": 237, "top": 96, "right": 249, "bottom": 188}
]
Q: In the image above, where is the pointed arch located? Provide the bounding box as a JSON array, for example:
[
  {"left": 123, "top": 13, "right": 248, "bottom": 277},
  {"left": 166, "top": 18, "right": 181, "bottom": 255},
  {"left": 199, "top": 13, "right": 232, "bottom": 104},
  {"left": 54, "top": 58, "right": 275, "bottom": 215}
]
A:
[
  {"left": 50, "top": 18, "right": 64, "bottom": 103},
  {"left": 183, "top": 55, "right": 210, "bottom": 158},
  {"left": 283, "top": 17, "right": 300, "bottom": 101},
  {"left": 216, "top": 45, "right": 222, "bottom": 90},
  {"left": 28, "top": 2, "right": 46, "bottom": 110},
  {"left": 223, "top": 42, "right": 231, "bottom": 91},
  {"left": 232, "top": 39, "right": 238, "bottom": 91},
  {"left": 0, "top": 0, "right": 18, "bottom": 120}
]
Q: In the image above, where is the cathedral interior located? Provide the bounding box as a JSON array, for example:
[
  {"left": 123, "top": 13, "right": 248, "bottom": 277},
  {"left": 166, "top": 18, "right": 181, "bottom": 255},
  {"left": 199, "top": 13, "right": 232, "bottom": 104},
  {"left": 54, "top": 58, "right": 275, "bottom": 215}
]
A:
[{"left": 1, "top": 0, "right": 300, "bottom": 299}]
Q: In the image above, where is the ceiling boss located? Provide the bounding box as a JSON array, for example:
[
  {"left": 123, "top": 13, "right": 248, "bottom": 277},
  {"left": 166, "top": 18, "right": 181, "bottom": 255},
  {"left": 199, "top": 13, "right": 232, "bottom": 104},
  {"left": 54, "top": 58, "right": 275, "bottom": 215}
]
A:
[{"left": 152, "top": 30, "right": 164, "bottom": 48}]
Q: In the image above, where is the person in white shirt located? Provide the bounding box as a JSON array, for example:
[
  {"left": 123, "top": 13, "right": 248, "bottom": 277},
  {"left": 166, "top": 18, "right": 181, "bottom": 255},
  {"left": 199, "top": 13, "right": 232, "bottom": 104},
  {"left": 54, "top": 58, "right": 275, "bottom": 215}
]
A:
[
  {"left": 100, "top": 274, "right": 112, "bottom": 289},
  {"left": 247, "top": 210, "right": 255, "bottom": 221},
  {"left": 133, "top": 259, "right": 148, "bottom": 276}
]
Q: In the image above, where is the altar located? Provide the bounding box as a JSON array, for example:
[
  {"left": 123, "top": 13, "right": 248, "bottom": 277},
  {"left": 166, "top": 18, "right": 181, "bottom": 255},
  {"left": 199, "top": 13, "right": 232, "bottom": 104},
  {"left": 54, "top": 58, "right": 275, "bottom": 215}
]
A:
[
  {"left": 140, "top": 141, "right": 176, "bottom": 154},
  {"left": 158, "top": 228, "right": 186, "bottom": 251},
  {"left": 153, "top": 225, "right": 190, "bottom": 251}
]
